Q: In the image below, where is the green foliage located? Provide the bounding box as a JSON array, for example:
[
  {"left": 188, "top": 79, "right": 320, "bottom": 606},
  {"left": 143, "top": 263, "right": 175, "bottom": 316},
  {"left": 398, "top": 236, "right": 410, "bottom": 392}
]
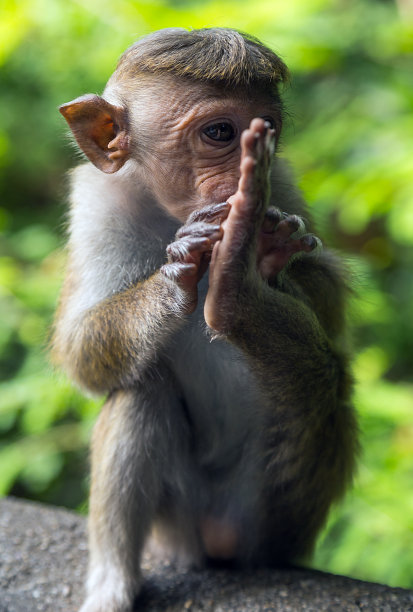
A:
[{"left": 1, "top": 0, "right": 412, "bottom": 589}]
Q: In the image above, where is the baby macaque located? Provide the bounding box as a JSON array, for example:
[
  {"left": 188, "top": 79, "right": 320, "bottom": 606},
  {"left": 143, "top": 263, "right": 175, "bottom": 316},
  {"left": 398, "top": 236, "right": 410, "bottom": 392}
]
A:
[{"left": 53, "top": 27, "right": 358, "bottom": 612}]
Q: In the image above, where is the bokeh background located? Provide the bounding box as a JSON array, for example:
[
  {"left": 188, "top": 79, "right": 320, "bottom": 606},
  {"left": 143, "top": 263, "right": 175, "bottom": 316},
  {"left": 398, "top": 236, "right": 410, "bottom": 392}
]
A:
[{"left": 1, "top": 0, "right": 412, "bottom": 589}]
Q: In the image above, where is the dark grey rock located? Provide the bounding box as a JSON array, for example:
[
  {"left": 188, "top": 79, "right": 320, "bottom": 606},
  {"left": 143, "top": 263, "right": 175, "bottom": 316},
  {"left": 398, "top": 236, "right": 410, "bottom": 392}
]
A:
[{"left": 0, "top": 497, "right": 412, "bottom": 611}]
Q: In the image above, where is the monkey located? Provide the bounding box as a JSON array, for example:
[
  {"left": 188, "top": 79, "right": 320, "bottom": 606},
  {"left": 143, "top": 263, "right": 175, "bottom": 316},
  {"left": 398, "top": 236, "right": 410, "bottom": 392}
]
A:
[{"left": 53, "top": 27, "right": 358, "bottom": 612}]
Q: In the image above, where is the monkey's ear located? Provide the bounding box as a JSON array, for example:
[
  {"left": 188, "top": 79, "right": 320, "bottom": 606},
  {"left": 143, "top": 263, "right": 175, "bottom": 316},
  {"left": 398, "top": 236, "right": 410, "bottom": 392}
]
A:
[{"left": 59, "top": 94, "right": 130, "bottom": 173}]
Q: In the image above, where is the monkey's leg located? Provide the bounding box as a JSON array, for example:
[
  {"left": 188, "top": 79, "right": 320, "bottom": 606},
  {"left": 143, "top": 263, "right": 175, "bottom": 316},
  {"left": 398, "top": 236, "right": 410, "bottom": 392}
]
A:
[
  {"left": 252, "top": 393, "right": 358, "bottom": 566},
  {"left": 80, "top": 384, "right": 183, "bottom": 612}
]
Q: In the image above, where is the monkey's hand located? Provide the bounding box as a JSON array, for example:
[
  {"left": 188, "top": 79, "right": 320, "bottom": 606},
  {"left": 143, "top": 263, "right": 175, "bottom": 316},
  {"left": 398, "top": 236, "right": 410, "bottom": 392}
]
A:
[
  {"left": 258, "top": 207, "right": 321, "bottom": 281},
  {"left": 161, "top": 202, "right": 229, "bottom": 313},
  {"left": 205, "top": 118, "right": 319, "bottom": 332}
]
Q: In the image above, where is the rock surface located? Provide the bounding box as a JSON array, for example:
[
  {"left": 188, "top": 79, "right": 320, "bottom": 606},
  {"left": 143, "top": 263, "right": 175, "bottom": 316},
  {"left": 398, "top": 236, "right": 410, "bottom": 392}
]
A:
[{"left": 0, "top": 497, "right": 412, "bottom": 611}]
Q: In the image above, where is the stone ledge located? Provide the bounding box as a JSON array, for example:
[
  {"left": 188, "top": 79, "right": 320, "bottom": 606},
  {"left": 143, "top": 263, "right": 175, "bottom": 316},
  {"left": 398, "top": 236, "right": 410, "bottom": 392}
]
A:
[{"left": 0, "top": 497, "right": 412, "bottom": 612}]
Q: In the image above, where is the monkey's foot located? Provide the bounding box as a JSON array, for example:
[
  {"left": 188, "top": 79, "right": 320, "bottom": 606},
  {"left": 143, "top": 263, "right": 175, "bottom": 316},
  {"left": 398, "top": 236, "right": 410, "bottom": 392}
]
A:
[
  {"left": 258, "top": 207, "right": 321, "bottom": 281},
  {"left": 80, "top": 591, "right": 134, "bottom": 612},
  {"left": 79, "top": 566, "right": 141, "bottom": 612}
]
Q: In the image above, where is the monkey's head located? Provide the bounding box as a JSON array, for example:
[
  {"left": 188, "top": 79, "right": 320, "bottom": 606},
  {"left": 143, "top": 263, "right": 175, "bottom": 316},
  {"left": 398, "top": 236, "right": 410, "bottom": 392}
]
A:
[{"left": 60, "top": 28, "right": 288, "bottom": 222}]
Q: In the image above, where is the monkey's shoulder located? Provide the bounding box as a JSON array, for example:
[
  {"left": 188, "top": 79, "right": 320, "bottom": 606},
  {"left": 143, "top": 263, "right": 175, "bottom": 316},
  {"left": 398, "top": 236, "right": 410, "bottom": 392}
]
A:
[{"left": 66, "top": 162, "right": 178, "bottom": 294}]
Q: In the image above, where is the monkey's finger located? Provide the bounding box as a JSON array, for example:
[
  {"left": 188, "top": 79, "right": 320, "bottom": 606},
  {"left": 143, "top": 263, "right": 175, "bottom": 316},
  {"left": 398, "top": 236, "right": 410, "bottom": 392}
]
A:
[
  {"left": 237, "top": 124, "right": 274, "bottom": 200},
  {"left": 263, "top": 124, "right": 276, "bottom": 160},
  {"left": 176, "top": 222, "right": 223, "bottom": 241},
  {"left": 248, "top": 117, "right": 268, "bottom": 140},
  {"left": 238, "top": 154, "right": 259, "bottom": 197},
  {"left": 213, "top": 120, "right": 275, "bottom": 276},
  {"left": 160, "top": 262, "right": 198, "bottom": 281},
  {"left": 167, "top": 236, "right": 216, "bottom": 263},
  {"left": 262, "top": 207, "right": 283, "bottom": 233},
  {"left": 258, "top": 214, "right": 319, "bottom": 260},
  {"left": 274, "top": 215, "right": 306, "bottom": 240},
  {"left": 258, "top": 234, "right": 322, "bottom": 279},
  {"left": 244, "top": 119, "right": 275, "bottom": 165},
  {"left": 274, "top": 233, "right": 321, "bottom": 255},
  {"left": 186, "top": 202, "right": 230, "bottom": 225},
  {"left": 300, "top": 234, "right": 322, "bottom": 253}
]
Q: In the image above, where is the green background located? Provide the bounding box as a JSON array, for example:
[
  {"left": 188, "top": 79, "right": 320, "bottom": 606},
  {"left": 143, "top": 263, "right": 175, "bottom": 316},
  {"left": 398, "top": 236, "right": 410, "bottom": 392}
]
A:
[{"left": 1, "top": 0, "right": 412, "bottom": 589}]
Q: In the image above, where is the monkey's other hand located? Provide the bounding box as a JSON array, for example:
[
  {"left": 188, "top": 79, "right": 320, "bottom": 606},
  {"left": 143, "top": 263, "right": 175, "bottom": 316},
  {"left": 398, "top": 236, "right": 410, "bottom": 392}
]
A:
[
  {"left": 161, "top": 202, "right": 229, "bottom": 313},
  {"left": 257, "top": 207, "right": 321, "bottom": 282}
]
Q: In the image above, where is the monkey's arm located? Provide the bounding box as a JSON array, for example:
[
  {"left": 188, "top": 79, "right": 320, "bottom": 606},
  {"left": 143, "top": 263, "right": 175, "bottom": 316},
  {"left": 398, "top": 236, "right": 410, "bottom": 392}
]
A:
[
  {"left": 205, "top": 119, "right": 352, "bottom": 404},
  {"left": 53, "top": 217, "right": 225, "bottom": 394},
  {"left": 205, "top": 119, "right": 357, "bottom": 536},
  {"left": 52, "top": 158, "right": 231, "bottom": 394},
  {"left": 215, "top": 244, "right": 352, "bottom": 424},
  {"left": 227, "top": 273, "right": 357, "bottom": 555},
  {"left": 52, "top": 270, "right": 190, "bottom": 393}
]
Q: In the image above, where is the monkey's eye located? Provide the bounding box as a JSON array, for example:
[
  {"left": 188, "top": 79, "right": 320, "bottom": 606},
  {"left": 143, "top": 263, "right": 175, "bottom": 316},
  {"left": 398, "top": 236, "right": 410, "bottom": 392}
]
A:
[{"left": 202, "top": 122, "right": 236, "bottom": 143}]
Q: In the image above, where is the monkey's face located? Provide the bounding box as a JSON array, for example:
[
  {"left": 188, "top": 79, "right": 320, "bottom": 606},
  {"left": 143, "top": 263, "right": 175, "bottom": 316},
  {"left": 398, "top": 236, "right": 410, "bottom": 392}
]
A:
[
  {"left": 127, "top": 77, "right": 279, "bottom": 222},
  {"left": 60, "top": 75, "right": 280, "bottom": 224}
]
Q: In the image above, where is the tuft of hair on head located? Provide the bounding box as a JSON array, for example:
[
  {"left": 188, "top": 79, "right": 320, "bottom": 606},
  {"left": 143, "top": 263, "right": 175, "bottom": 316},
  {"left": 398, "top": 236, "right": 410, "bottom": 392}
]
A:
[{"left": 113, "top": 28, "right": 289, "bottom": 95}]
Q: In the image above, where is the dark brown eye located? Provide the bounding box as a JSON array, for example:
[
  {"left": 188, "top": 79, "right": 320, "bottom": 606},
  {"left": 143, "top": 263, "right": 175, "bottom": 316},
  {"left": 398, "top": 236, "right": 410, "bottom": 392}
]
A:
[{"left": 203, "top": 122, "right": 235, "bottom": 142}]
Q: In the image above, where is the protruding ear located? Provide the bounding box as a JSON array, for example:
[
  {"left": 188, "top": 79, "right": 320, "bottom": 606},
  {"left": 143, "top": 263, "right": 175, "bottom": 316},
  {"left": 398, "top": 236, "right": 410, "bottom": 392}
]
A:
[{"left": 59, "top": 94, "right": 130, "bottom": 173}]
